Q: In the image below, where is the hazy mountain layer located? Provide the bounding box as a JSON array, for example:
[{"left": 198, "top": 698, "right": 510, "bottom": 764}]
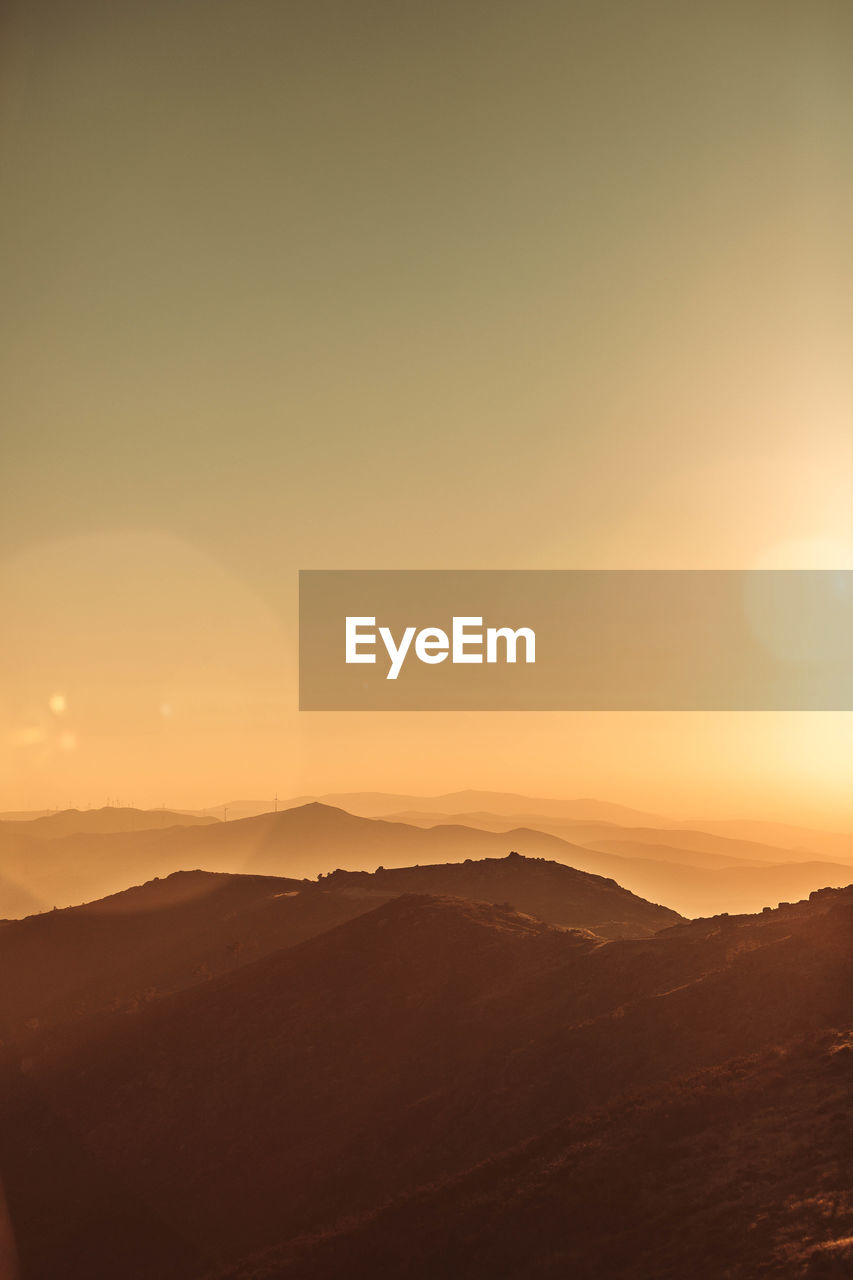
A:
[
  {"left": 0, "top": 807, "right": 218, "bottom": 840},
  {"left": 2, "top": 802, "right": 850, "bottom": 922},
  {"left": 0, "top": 804, "right": 659, "bottom": 918}
]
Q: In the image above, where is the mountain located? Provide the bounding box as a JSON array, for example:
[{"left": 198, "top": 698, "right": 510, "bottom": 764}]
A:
[
  {"left": 0, "top": 853, "right": 679, "bottom": 1039},
  {"left": 281, "top": 793, "right": 853, "bottom": 861},
  {"left": 0, "top": 870, "right": 323, "bottom": 1038},
  {"left": 282, "top": 790, "right": 671, "bottom": 825},
  {"left": 190, "top": 801, "right": 283, "bottom": 821},
  {"left": 0, "top": 808, "right": 220, "bottom": 917},
  {"left": 0, "top": 807, "right": 218, "bottom": 840},
  {"left": 589, "top": 822, "right": 852, "bottom": 867},
  {"left": 2, "top": 802, "right": 849, "bottom": 922},
  {"left": 574, "top": 852, "right": 853, "bottom": 919},
  {"left": 381, "top": 810, "right": 836, "bottom": 866},
  {"left": 682, "top": 817, "right": 853, "bottom": 862},
  {"left": 317, "top": 854, "right": 679, "bottom": 937},
  {"left": 218, "top": 1025, "right": 853, "bottom": 1280},
  {"left": 12, "top": 799, "right": 851, "bottom": 863},
  {"left": 0, "top": 804, "right": 669, "bottom": 919},
  {"left": 358, "top": 812, "right": 853, "bottom": 917},
  {"left": 4, "top": 885, "right": 850, "bottom": 1279}
]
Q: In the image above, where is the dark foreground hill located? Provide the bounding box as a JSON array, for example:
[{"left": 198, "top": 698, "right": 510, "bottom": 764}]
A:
[
  {"left": 0, "top": 884, "right": 850, "bottom": 1279},
  {"left": 0, "top": 854, "right": 678, "bottom": 1038},
  {"left": 218, "top": 1026, "right": 853, "bottom": 1280},
  {"left": 0, "top": 871, "right": 307, "bottom": 1037},
  {"left": 319, "top": 854, "right": 679, "bottom": 936}
]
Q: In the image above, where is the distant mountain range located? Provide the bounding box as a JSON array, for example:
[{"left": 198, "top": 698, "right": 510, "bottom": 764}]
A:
[
  {"left": 281, "top": 791, "right": 672, "bottom": 825},
  {"left": 7, "top": 794, "right": 853, "bottom": 862},
  {"left": 382, "top": 808, "right": 850, "bottom": 863},
  {"left": 2, "top": 801, "right": 852, "bottom": 921},
  {"left": 198, "top": 791, "right": 853, "bottom": 858},
  {"left": 3, "top": 876, "right": 850, "bottom": 1278},
  {"left": 0, "top": 804, "right": 626, "bottom": 916},
  {"left": 0, "top": 806, "right": 217, "bottom": 840},
  {"left": 180, "top": 792, "right": 853, "bottom": 863}
]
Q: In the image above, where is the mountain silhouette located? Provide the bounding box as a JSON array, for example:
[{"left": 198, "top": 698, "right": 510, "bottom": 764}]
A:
[
  {"left": 0, "top": 804, "right": 673, "bottom": 918},
  {"left": 0, "top": 871, "right": 307, "bottom": 1037},
  {"left": 218, "top": 1022, "right": 853, "bottom": 1280},
  {"left": 0, "top": 852, "right": 677, "bottom": 1039},
  {"left": 2, "top": 883, "right": 850, "bottom": 1278},
  {"left": 2, "top": 801, "right": 847, "bottom": 922},
  {"left": 362, "top": 811, "right": 853, "bottom": 916},
  {"left": 384, "top": 809, "right": 844, "bottom": 865},
  {"left": 315, "top": 854, "right": 679, "bottom": 935},
  {"left": 0, "top": 806, "right": 217, "bottom": 840},
  {"left": 282, "top": 790, "right": 671, "bottom": 825}
]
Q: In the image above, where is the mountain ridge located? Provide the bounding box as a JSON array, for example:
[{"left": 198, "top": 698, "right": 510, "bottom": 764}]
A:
[
  {"left": 0, "top": 851, "right": 679, "bottom": 1038},
  {"left": 8, "top": 884, "right": 850, "bottom": 1277}
]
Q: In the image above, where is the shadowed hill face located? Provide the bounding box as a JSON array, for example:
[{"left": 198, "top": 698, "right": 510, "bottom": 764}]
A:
[
  {"left": 0, "top": 870, "right": 377, "bottom": 1038},
  {"left": 9, "top": 896, "right": 585, "bottom": 1269},
  {"left": 215, "top": 1026, "right": 853, "bottom": 1280},
  {"left": 6, "top": 887, "right": 851, "bottom": 1278},
  {"left": 0, "top": 853, "right": 678, "bottom": 1038},
  {"left": 321, "top": 853, "right": 680, "bottom": 936}
]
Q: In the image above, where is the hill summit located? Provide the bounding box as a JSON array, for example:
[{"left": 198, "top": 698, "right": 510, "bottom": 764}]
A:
[{"left": 319, "top": 851, "right": 679, "bottom": 937}]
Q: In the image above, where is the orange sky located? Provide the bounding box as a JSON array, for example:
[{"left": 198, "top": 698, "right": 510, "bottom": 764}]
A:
[{"left": 2, "top": 1, "right": 852, "bottom": 823}]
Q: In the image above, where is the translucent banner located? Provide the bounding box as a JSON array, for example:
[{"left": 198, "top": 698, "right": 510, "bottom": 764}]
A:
[{"left": 299, "top": 570, "right": 853, "bottom": 710}]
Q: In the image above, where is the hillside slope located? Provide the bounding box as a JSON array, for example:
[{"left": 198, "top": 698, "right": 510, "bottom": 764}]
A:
[
  {"left": 3, "top": 885, "right": 850, "bottom": 1278},
  {"left": 220, "top": 1026, "right": 853, "bottom": 1280},
  {"left": 0, "top": 852, "right": 678, "bottom": 1037},
  {"left": 319, "top": 853, "right": 679, "bottom": 935}
]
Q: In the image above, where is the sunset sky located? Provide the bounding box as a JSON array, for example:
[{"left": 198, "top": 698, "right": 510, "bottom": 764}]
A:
[{"left": 2, "top": 0, "right": 852, "bottom": 822}]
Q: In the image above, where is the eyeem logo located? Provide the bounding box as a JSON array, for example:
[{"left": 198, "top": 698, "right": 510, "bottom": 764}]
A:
[
  {"left": 300, "top": 570, "right": 853, "bottom": 710},
  {"left": 346, "top": 616, "right": 536, "bottom": 680}
]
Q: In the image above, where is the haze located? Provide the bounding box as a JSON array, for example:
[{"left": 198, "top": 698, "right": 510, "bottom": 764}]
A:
[{"left": 2, "top": 0, "right": 852, "bottom": 822}]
